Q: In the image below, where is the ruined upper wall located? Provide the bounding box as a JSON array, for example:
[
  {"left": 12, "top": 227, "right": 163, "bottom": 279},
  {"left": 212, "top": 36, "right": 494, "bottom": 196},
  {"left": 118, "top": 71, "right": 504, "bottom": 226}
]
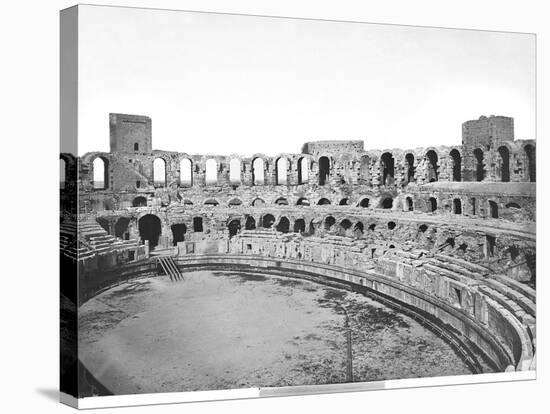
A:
[
  {"left": 302, "top": 140, "right": 364, "bottom": 156},
  {"left": 462, "top": 115, "right": 514, "bottom": 150},
  {"left": 110, "top": 113, "right": 152, "bottom": 154}
]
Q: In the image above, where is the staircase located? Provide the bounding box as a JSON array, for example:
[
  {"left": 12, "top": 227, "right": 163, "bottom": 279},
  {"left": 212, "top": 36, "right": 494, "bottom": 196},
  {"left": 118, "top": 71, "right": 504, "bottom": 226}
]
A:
[{"left": 157, "top": 256, "right": 183, "bottom": 282}]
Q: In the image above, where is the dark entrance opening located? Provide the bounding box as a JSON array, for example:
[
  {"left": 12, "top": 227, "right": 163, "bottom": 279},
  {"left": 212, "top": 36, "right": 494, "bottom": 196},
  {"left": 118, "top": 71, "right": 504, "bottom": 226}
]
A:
[
  {"left": 474, "top": 149, "right": 485, "bottom": 181},
  {"left": 324, "top": 216, "right": 336, "bottom": 231},
  {"left": 319, "top": 156, "right": 330, "bottom": 185},
  {"left": 450, "top": 149, "right": 461, "bottom": 182},
  {"left": 276, "top": 217, "right": 290, "bottom": 233},
  {"left": 96, "top": 217, "right": 109, "bottom": 233},
  {"left": 293, "top": 218, "right": 306, "bottom": 233},
  {"left": 171, "top": 223, "right": 187, "bottom": 246},
  {"left": 339, "top": 198, "right": 350, "bottom": 206},
  {"left": 359, "top": 198, "right": 370, "bottom": 208},
  {"left": 318, "top": 198, "right": 331, "bottom": 205},
  {"left": 115, "top": 217, "right": 131, "bottom": 239},
  {"left": 453, "top": 198, "right": 462, "bottom": 215},
  {"left": 381, "top": 197, "right": 393, "bottom": 209},
  {"left": 524, "top": 145, "right": 535, "bottom": 182},
  {"left": 406, "top": 197, "right": 413, "bottom": 211},
  {"left": 227, "top": 220, "right": 241, "bottom": 238},
  {"left": 245, "top": 216, "right": 256, "bottom": 230},
  {"left": 380, "top": 152, "right": 395, "bottom": 186},
  {"left": 262, "top": 214, "right": 275, "bottom": 228},
  {"left": 498, "top": 146, "right": 510, "bottom": 182},
  {"left": 193, "top": 217, "right": 203, "bottom": 232},
  {"left": 426, "top": 150, "right": 439, "bottom": 182},
  {"left": 429, "top": 197, "right": 437, "bottom": 212},
  {"left": 138, "top": 214, "right": 162, "bottom": 249},
  {"left": 132, "top": 196, "right": 147, "bottom": 207},
  {"left": 489, "top": 201, "right": 498, "bottom": 218},
  {"left": 405, "top": 153, "right": 415, "bottom": 183}
]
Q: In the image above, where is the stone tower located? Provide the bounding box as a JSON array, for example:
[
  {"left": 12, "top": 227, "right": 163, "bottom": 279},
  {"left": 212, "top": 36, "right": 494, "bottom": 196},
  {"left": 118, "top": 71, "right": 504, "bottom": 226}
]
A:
[{"left": 109, "top": 113, "right": 152, "bottom": 154}]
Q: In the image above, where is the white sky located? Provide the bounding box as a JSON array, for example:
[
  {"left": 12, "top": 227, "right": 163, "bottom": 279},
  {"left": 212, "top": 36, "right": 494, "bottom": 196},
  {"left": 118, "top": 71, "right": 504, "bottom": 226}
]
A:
[{"left": 78, "top": 5, "right": 535, "bottom": 156}]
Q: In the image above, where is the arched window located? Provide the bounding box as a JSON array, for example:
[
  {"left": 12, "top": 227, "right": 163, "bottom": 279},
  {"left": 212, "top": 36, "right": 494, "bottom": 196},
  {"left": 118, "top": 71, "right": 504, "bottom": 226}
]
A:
[
  {"left": 171, "top": 223, "right": 187, "bottom": 246},
  {"left": 425, "top": 150, "right": 439, "bottom": 182},
  {"left": 406, "top": 197, "right": 413, "bottom": 211},
  {"left": 276, "top": 217, "right": 290, "bottom": 233},
  {"left": 252, "top": 158, "right": 264, "bottom": 185},
  {"left": 497, "top": 146, "right": 510, "bottom": 182},
  {"left": 474, "top": 149, "right": 485, "bottom": 181},
  {"left": 229, "top": 158, "right": 241, "bottom": 184},
  {"left": 227, "top": 220, "right": 241, "bottom": 238},
  {"left": 228, "top": 198, "right": 242, "bottom": 207},
  {"left": 380, "top": 153, "right": 394, "bottom": 186},
  {"left": 317, "top": 198, "right": 331, "bottom": 205},
  {"left": 245, "top": 216, "right": 256, "bottom": 230},
  {"left": 429, "top": 197, "right": 437, "bottom": 212},
  {"left": 449, "top": 149, "right": 461, "bottom": 182},
  {"left": 179, "top": 158, "right": 193, "bottom": 187},
  {"left": 524, "top": 145, "right": 535, "bottom": 182},
  {"left": 276, "top": 158, "right": 287, "bottom": 185},
  {"left": 132, "top": 196, "right": 147, "bottom": 207},
  {"left": 205, "top": 159, "right": 217, "bottom": 184},
  {"left": 489, "top": 201, "right": 498, "bottom": 218},
  {"left": 262, "top": 214, "right": 275, "bottom": 228},
  {"left": 405, "top": 153, "right": 415, "bottom": 183},
  {"left": 134, "top": 143, "right": 139, "bottom": 151},
  {"left": 319, "top": 156, "right": 330, "bottom": 185},
  {"left": 353, "top": 222, "right": 364, "bottom": 238},
  {"left": 324, "top": 216, "right": 336, "bottom": 231},
  {"left": 339, "top": 198, "right": 350, "bottom": 206},
  {"left": 60, "top": 158, "right": 66, "bottom": 189},
  {"left": 297, "top": 157, "right": 309, "bottom": 184},
  {"left": 293, "top": 218, "right": 306, "bottom": 233},
  {"left": 93, "top": 157, "right": 109, "bottom": 189},
  {"left": 252, "top": 198, "right": 265, "bottom": 207},
  {"left": 358, "top": 198, "right": 370, "bottom": 208},
  {"left": 453, "top": 198, "right": 462, "bottom": 215},
  {"left": 381, "top": 197, "right": 393, "bottom": 209},
  {"left": 296, "top": 197, "right": 310, "bottom": 206},
  {"left": 275, "top": 198, "right": 289, "bottom": 206},
  {"left": 153, "top": 158, "right": 166, "bottom": 187},
  {"left": 339, "top": 219, "right": 352, "bottom": 235},
  {"left": 360, "top": 155, "right": 370, "bottom": 184}
]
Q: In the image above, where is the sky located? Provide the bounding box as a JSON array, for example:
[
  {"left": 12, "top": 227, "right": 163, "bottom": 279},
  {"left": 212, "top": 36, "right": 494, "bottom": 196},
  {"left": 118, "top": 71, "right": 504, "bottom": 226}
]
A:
[{"left": 77, "top": 5, "right": 535, "bottom": 156}]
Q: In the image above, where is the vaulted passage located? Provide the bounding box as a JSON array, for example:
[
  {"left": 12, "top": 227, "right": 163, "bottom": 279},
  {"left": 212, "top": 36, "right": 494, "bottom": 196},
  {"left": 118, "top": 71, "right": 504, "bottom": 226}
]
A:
[
  {"left": 262, "top": 214, "right": 275, "bottom": 228},
  {"left": 171, "top": 223, "right": 187, "bottom": 246},
  {"left": 245, "top": 216, "right": 256, "bottom": 230},
  {"left": 297, "top": 157, "right": 309, "bottom": 184},
  {"left": 276, "top": 217, "right": 290, "bottom": 233},
  {"left": 293, "top": 218, "right": 306, "bottom": 233},
  {"left": 497, "top": 146, "right": 510, "bottom": 182},
  {"left": 426, "top": 150, "right": 439, "bottom": 182},
  {"left": 474, "top": 149, "right": 485, "bottom": 181},
  {"left": 405, "top": 153, "right": 415, "bottom": 183},
  {"left": 93, "top": 157, "right": 109, "bottom": 190},
  {"left": 227, "top": 220, "right": 241, "bottom": 238},
  {"left": 132, "top": 196, "right": 147, "bottom": 207},
  {"left": 319, "top": 156, "right": 330, "bottom": 185},
  {"left": 450, "top": 149, "right": 461, "bottom": 182},
  {"left": 524, "top": 145, "right": 535, "bottom": 182},
  {"left": 380, "top": 152, "right": 394, "bottom": 186},
  {"left": 138, "top": 214, "right": 162, "bottom": 249},
  {"left": 115, "top": 217, "right": 131, "bottom": 239}
]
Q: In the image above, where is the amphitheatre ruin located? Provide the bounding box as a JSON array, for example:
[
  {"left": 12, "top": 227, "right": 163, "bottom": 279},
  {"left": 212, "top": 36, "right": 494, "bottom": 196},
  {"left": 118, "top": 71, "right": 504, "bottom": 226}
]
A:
[{"left": 60, "top": 113, "right": 536, "bottom": 396}]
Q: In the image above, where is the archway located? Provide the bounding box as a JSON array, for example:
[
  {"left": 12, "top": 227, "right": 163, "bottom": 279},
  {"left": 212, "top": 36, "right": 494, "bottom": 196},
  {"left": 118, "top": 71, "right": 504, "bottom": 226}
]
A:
[
  {"left": 205, "top": 159, "right": 217, "bottom": 185},
  {"left": 453, "top": 198, "right": 462, "bottom": 215},
  {"left": 429, "top": 197, "right": 437, "bottom": 212},
  {"left": 360, "top": 155, "right": 370, "bottom": 184},
  {"left": 339, "top": 219, "right": 352, "bottom": 236},
  {"left": 426, "top": 150, "right": 439, "bottom": 182},
  {"left": 524, "top": 145, "right": 535, "bottom": 182},
  {"left": 276, "top": 217, "right": 290, "bottom": 233},
  {"left": 296, "top": 197, "right": 310, "bottom": 206},
  {"left": 179, "top": 158, "right": 193, "bottom": 186},
  {"left": 229, "top": 158, "right": 241, "bottom": 184},
  {"left": 252, "top": 158, "right": 264, "bottom": 186},
  {"left": 252, "top": 198, "right": 265, "bottom": 207},
  {"left": 93, "top": 157, "right": 109, "bottom": 189},
  {"left": 406, "top": 197, "right": 413, "bottom": 211},
  {"left": 228, "top": 198, "right": 243, "bottom": 207},
  {"left": 138, "top": 214, "right": 162, "bottom": 249},
  {"left": 353, "top": 222, "right": 364, "bottom": 238},
  {"left": 153, "top": 158, "right": 166, "bottom": 187},
  {"left": 204, "top": 199, "right": 219, "bottom": 207},
  {"left": 358, "top": 198, "right": 370, "bottom": 208},
  {"left": 297, "top": 157, "right": 309, "bottom": 184},
  {"left": 245, "top": 216, "right": 256, "bottom": 230},
  {"left": 380, "top": 152, "right": 394, "bottom": 186},
  {"left": 450, "top": 149, "right": 461, "bottom": 182},
  {"left": 276, "top": 158, "right": 288, "bottom": 185},
  {"left": 193, "top": 217, "right": 203, "bottom": 232},
  {"left": 293, "top": 218, "right": 306, "bottom": 233},
  {"left": 474, "top": 149, "right": 485, "bottom": 181},
  {"left": 381, "top": 197, "right": 393, "bottom": 209},
  {"left": 324, "top": 216, "right": 336, "bottom": 231},
  {"left": 489, "top": 201, "right": 498, "bottom": 218},
  {"left": 115, "top": 217, "right": 131, "bottom": 239},
  {"left": 275, "top": 198, "right": 289, "bottom": 206},
  {"left": 132, "top": 196, "right": 147, "bottom": 207},
  {"left": 319, "top": 156, "right": 330, "bottom": 185},
  {"left": 318, "top": 198, "right": 331, "bottom": 205},
  {"left": 227, "top": 220, "right": 241, "bottom": 238},
  {"left": 171, "top": 223, "right": 187, "bottom": 246},
  {"left": 405, "top": 153, "right": 415, "bottom": 183},
  {"left": 339, "top": 198, "right": 350, "bottom": 206},
  {"left": 262, "top": 214, "right": 275, "bottom": 229},
  {"left": 497, "top": 146, "right": 510, "bottom": 182}
]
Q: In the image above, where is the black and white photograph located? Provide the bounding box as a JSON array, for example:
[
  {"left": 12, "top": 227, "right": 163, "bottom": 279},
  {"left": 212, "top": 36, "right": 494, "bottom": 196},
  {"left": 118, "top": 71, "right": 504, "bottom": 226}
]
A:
[{"left": 57, "top": 3, "right": 539, "bottom": 407}]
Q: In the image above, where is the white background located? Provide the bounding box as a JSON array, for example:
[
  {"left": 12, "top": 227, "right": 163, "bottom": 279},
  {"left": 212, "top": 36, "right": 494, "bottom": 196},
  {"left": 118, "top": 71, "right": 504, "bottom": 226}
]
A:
[{"left": 0, "top": 0, "right": 548, "bottom": 413}]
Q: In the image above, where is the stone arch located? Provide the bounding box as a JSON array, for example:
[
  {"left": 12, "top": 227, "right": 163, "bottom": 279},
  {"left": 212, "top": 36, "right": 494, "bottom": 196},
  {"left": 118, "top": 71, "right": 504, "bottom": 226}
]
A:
[
  {"left": 115, "top": 217, "right": 131, "bottom": 239},
  {"left": 317, "top": 198, "right": 331, "bottom": 205},
  {"left": 228, "top": 198, "right": 243, "bottom": 207},
  {"left": 380, "top": 152, "right": 395, "bottom": 186},
  {"left": 339, "top": 198, "right": 350, "bottom": 206},
  {"left": 245, "top": 215, "right": 256, "bottom": 230},
  {"left": 297, "top": 157, "right": 309, "bottom": 185},
  {"left": 138, "top": 214, "right": 162, "bottom": 249},
  {"left": 387, "top": 221, "right": 396, "bottom": 230},
  {"left": 429, "top": 197, "right": 437, "bottom": 212},
  {"left": 453, "top": 198, "right": 462, "bottom": 215},
  {"left": 380, "top": 197, "right": 393, "bottom": 209},
  {"left": 276, "top": 216, "right": 290, "bottom": 233},
  {"left": 252, "top": 198, "right": 266, "bottom": 207},
  {"left": 405, "top": 153, "right": 415, "bottom": 183},
  {"left": 227, "top": 219, "right": 241, "bottom": 238},
  {"left": 353, "top": 222, "right": 364, "bottom": 238},
  {"left": 205, "top": 158, "right": 218, "bottom": 185},
  {"left": 425, "top": 150, "right": 439, "bottom": 182},
  {"left": 179, "top": 158, "right": 193, "bottom": 187},
  {"left": 132, "top": 196, "right": 147, "bottom": 207},
  {"left": 275, "top": 197, "right": 289, "bottom": 206},
  {"left": 319, "top": 156, "right": 330, "bottom": 185},
  {"left": 474, "top": 148, "right": 485, "bottom": 181},
  {"left": 405, "top": 196, "right": 414, "bottom": 211},
  {"left": 203, "top": 198, "right": 219, "bottom": 207},
  {"left": 293, "top": 218, "right": 306, "bottom": 233},
  {"left": 339, "top": 219, "right": 352, "bottom": 235},
  {"left": 449, "top": 149, "right": 462, "bottom": 182},
  {"left": 275, "top": 157, "right": 288, "bottom": 185},
  {"left": 261, "top": 214, "right": 275, "bottom": 228},
  {"left": 296, "top": 197, "right": 310, "bottom": 206},
  {"left": 153, "top": 157, "right": 166, "bottom": 188},
  {"left": 252, "top": 157, "right": 265, "bottom": 186},
  {"left": 324, "top": 216, "right": 336, "bottom": 231},
  {"left": 171, "top": 223, "right": 187, "bottom": 246},
  {"left": 488, "top": 200, "right": 498, "bottom": 218},
  {"left": 497, "top": 146, "right": 510, "bottom": 182},
  {"left": 92, "top": 156, "right": 109, "bottom": 189},
  {"left": 229, "top": 158, "right": 241, "bottom": 184},
  {"left": 358, "top": 198, "right": 370, "bottom": 208},
  {"left": 524, "top": 144, "right": 535, "bottom": 182}
]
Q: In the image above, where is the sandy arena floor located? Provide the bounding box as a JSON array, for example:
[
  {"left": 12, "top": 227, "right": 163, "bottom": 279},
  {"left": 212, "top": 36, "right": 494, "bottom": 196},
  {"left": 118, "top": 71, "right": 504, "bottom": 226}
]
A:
[{"left": 79, "top": 271, "right": 479, "bottom": 394}]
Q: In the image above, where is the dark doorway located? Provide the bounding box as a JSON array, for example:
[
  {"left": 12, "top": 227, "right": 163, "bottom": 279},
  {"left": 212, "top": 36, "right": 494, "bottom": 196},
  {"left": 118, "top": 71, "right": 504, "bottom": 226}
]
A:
[
  {"left": 380, "top": 152, "right": 394, "bottom": 186},
  {"left": 381, "top": 197, "right": 393, "bottom": 209},
  {"left": 319, "top": 156, "right": 330, "bottom": 185},
  {"left": 453, "top": 198, "right": 462, "bottom": 214},
  {"left": 489, "top": 201, "right": 498, "bottom": 218},
  {"left": 227, "top": 220, "right": 241, "bottom": 238},
  {"left": 245, "top": 216, "right": 256, "bottom": 230},
  {"left": 426, "top": 150, "right": 439, "bottom": 182},
  {"left": 406, "top": 197, "right": 413, "bottom": 211},
  {"left": 524, "top": 145, "right": 535, "bottom": 182},
  {"left": 276, "top": 217, "right": 290, "bottom": 233},
  {"left": 171, "top": 223, "right": 187, "bottom": 246},
  {"left": 318, "top": 198, "right": 331, "bottom": 205},
  {"left": 193, "top": 217, "right": 203, "bottom": 232},
  {"left": 138, "top": 214, "right": 162, "bottom": 249},
  {"left": 115, "top": 217, "right": 131, "bottom": 239},
  {"left": 262, "top": 214, "right": 275, "bottom": 228},
  {"left": 450, "top": 149, "right": 461, "bottom": 181},
  {"left": 324, "top": 216, "right": 336, "bottom": 231},
  {"left": 293, "top": 219, "right": 306, "bottom": 233},
  {"left": 498, "top": 146, "right": 510, "bottom": 182},
  {"left": 429, "top": 197, "right": 437, "bottom": 212},
  {"left": 359, "top": 198, "right": 370, "bottom": 208},
  {"left": 132, "top": 196, "right": 147, "bottom": 207},
  {"left": 474, "top": 149, "right": 485, "bottom": 181},
  {"left": 405, "top": 153, "right": 415, "bottom": 183},
  {"left": 96, "top": 217, "right": 109, "bottom": 233}
]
